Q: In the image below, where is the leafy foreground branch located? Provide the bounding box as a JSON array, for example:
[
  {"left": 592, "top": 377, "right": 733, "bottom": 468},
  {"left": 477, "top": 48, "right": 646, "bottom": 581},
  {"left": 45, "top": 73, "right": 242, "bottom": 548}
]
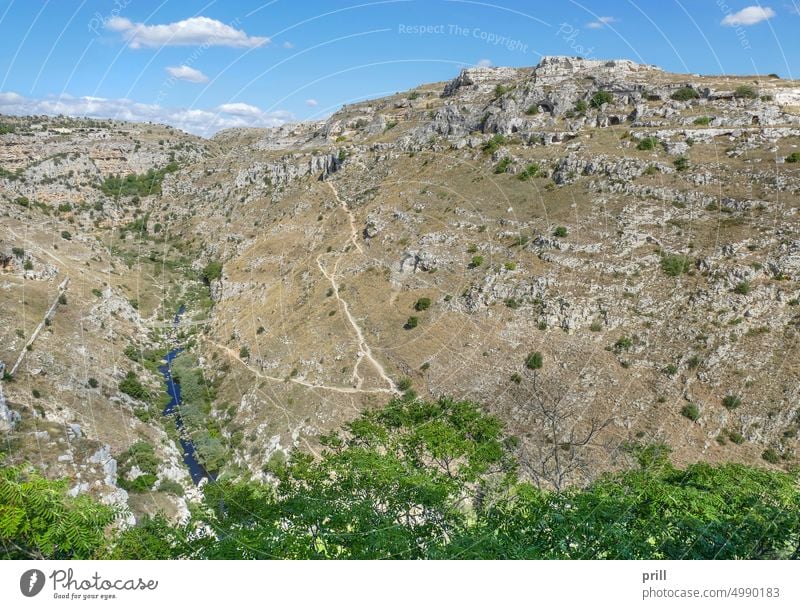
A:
[{"left": 3, "top": 398, "right": 800, "bottom": 560}]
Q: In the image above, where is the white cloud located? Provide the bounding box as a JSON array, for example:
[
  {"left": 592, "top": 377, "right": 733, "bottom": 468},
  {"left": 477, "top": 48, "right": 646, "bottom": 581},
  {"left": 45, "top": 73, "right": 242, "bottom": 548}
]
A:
[
  {"left": 216, "top": 102, "right": 264, "bottom": 117},
  {"left": 165, "top": 65, "right": 209, "bottom": 84},
  {"left": 305, "top": 99, "right": 318, "bottom": 107},
  {"left": 586, "top": 16, "right": 618, "bottom": 29},
  {"left": 477, "top": 58, "right": 493, "bottom": 67},
  {"left": 282, "top": 41, "right": 294, "bottom": 49},
  {"left": 106, "top": 16, "right": 269, "bottom": 49},
  {"left": 0, "top": 91, "right": 292, "bottom": 137},
  {"left": 721, "top": 6, "right": 776, "bottom": 26}
]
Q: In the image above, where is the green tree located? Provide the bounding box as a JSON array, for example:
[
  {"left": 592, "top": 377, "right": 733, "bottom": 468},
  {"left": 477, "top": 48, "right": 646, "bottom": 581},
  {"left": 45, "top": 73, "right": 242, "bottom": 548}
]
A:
[
  {"left": 0, "top": 458, "right": 117, "bottom": 559},
  {"left": 189, "top": 397, "right": 514, "bottom": 559}
]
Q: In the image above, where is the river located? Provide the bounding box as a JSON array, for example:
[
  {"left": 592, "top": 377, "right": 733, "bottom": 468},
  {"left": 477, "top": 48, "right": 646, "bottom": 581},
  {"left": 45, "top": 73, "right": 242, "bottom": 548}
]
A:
[{"left": 158, "top": 306, "right": 213, "bottom": 486}]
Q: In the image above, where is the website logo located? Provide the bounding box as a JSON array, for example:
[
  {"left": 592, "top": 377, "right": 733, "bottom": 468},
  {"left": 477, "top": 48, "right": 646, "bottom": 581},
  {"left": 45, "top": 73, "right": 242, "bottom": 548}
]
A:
[{"left": 20, "top": 569, "right": 46, "bottom": 597}]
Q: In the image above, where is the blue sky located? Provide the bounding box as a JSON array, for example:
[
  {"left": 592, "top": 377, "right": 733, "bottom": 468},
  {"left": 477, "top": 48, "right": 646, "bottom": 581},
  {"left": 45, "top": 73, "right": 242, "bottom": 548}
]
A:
[{"left": 0, "top": 0, "right": 797, "bottom": 136}]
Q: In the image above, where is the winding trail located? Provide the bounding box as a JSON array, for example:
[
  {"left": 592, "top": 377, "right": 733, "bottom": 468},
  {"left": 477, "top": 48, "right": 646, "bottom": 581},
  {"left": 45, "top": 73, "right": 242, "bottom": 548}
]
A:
[
  {"left": 320, "top": 181, "right": 398, "bottom": 394},
  {"left": 205, "top": 338, "right": 396, "bottom": 396},
  {"left": 201, "top": 180, "right": 398, "bottom": 397},
  {"left": 327, "top": 181, "right": 363, "bottom": 254},
  {"left": 9, "top": 277, "right": 69, "bottom": 376}
]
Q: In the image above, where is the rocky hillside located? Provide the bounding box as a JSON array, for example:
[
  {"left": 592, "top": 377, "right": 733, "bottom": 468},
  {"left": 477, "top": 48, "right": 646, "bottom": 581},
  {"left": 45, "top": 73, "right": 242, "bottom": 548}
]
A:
[{"left": 2, "top": 56, "right": 800, "bottom": 518}]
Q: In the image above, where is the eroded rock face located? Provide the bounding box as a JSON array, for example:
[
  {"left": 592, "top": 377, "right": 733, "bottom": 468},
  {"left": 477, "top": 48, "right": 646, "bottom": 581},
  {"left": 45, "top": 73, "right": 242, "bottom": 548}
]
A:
[{"left": 0, "top": 365, "right": 20, "bottom": 432}]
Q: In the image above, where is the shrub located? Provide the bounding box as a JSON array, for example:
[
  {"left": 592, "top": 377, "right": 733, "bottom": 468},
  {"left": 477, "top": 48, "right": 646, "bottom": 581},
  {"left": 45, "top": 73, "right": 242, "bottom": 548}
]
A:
[
  {"left": 504, "top": 298, "right": 520, "bottom": 309},
  {"left": 510, "top": 373, "right": 522, "bottom": 384},
  {"left": 100, "top": 163, "right": 178, "bottom": 198},
  {"left": 32, "top": 389, "right": 41, "bottom": 399},
  {"left": 590, "top": 321, "right": 603, "bottom": 332},
  {"left": 517, "top": 163, "right": 540, "bottom": 181},
  {"left": 396, "top": 378, "right": 413, "bottom": 393},
  {"left": 414, "top": 297, "right": 432, "bottom": 311},
  {"left": 58, "top": 294, "right": 67, "bottom": 305},
  {"left": 404, "top": 316, "right": 418, "bottom": 329},
  {"left": 87, "top": 377, "right": 98, "bottom": 388},
  {"left": 493, "top": 157, "right": 512, "bottom": 174},
  {"left": 673, "top": 156, "right": 690, "bottom": 171},
  {"left": 722, "top": 394, "right": 742, "bottom": 410},
  {"left": 553, "top": 226, "right": 568, "bottom": 238},
  {"left": 239, "top": 346, "right": 250, "bottom": 359},
  {"left": 637, "top": 137, "right": 659, "bottom": 151},
  {"left": 664, "top": 364, "right": 678, "bottom": 376},
  {"left": 494, "top": 84, "right": 512, "bottom": 97},
  {"left": 469, "top": 255, "right": 484, "bottom": 268},
  {"left": 681, "top": 403, "right": 700, "bottom": 421},
  {"left": 761, "top": 448, "right": 780, "bottom": 464},
  {"left": 23, "top": 260, "right": 33, "bottom": 271},
  {"left": 733, "top": 85, "right": 758, "bottom": 99},
  {"left": 91, "top": 288, "right": 102, "bottom": 298},
  {"left": 60, "top": 230, "right": 72, "bottom": 240},
  {"left": 119, "top": 371, "right": 149, "bottom": 400},
  {"left": 613, "top": 336, "right": 633, "bottom": 352},
  {"left": 525, "top": 351, "right": 543, "bottom": 370},
  {"left": 590, "top": 90, "right": 613, "bottom": 108},
  {"left": 660, "top": 253, "right": 692, "bottom": 277},
  {"left": 687, "top": 355, "right": 701, "bottom": 369},
  {"left": 693, "top": 116, "right": 712, "bottom": 126},
  {"left": 117, "top": 441, "right": 159, "bottom": 482},
  {"left": 158, "top": 480, "right": 185, "bottom": 497},
  {"left": 733, "top": 281, "right": 750, "bottom": 295},
  {"left": 671, "top": 87, "right": 699, "bottom": 101},
  {"left": 574, "top": 100, "right": 588, "bottom": 114},
  {"left": 524, "top": 104, "right": 539, "bottom": 115},
  {"left": 504, "top": 261, "right": 517, "bottom": 271},
  {"left": 727, "top": 429, "right": 745, "bottom": 444},
  {"left": 11, "top": 246, "right": 24, "bottom": 257},
  {"left": 201, "top": 261, "right": 222, "bottom": 284},
  {"left": 125, "top": 473, "right": 157, "bottom": 493},
  {"left": 481, "top": 134, "right": 507, "bottom": 155},
  {"left": 785, "top": 152, "right": 800, "bottom": 163}
]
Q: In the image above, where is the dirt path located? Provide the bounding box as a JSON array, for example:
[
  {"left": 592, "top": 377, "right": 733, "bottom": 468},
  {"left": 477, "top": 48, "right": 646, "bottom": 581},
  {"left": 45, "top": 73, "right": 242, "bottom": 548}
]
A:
[
  {"left": 9, "top": 277, "right": 69, "bottom": 376},
  {"left": 204, "top": 337, "right": 396, "bottom": 396},
  {"left": 4, "top": 224, "right": 68, "bottom": 267},
  {"left": 201, "top": 181, "right": 398, "bottom": 396},
  {"left": 319, "top": 182, "right": 398, "bottom": 394},
  {"left": 326, "top": 181, "right": 363, "bottom": 254}
]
